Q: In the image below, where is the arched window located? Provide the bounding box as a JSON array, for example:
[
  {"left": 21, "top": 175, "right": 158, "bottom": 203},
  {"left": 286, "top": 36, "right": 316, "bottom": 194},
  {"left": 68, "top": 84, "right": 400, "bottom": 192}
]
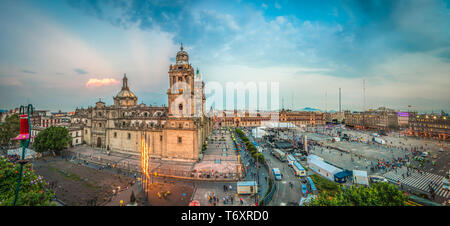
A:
[
  {"left": 98, "top": 123, "right": 102, "bottom": 128},
  {"left": 179, "top": 104, "right": 183, "bottom": 111}
]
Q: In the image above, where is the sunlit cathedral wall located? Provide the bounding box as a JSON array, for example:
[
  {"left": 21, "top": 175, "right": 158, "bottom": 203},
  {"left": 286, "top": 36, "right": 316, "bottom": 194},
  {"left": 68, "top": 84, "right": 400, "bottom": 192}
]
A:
[{"left": 73, "top": 45, "right": 213, "bottom": 162}]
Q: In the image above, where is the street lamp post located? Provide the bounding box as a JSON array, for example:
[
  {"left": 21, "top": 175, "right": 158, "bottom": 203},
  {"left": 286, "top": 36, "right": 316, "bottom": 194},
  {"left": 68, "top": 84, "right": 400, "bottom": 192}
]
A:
[{"left": 12, "top": 104, "right": 34, "bottom": 206}]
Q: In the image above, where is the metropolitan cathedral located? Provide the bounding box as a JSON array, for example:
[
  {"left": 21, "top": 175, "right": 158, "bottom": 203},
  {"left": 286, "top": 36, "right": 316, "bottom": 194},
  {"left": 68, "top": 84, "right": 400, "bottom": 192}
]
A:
[{"left": 73, "top": 44, "right": 212, "bottom": 162}]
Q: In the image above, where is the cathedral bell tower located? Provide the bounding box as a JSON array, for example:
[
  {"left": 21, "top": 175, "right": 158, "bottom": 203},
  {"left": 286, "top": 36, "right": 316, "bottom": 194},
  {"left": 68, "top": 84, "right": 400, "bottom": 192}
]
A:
[{"left": 167, "top": 43, "right": 196, "bottom": 117}]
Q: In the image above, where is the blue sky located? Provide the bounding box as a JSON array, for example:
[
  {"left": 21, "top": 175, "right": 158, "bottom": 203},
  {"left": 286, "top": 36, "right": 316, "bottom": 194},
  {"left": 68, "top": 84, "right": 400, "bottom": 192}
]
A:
[{"left": 0, "top": 0, "right": 449, "bottom": 113}]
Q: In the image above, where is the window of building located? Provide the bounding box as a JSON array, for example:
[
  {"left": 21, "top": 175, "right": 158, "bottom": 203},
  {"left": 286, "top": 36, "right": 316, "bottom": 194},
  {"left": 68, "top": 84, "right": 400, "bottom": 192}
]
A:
[
  {"left": 179, "top": 103, "right": 183, "bottom": 111},
  {"left": 98, "top": 123, "right": 102, "bottom": 128},
  {"left": 160, "top": 135, "right": 163, "bottom": 141},
  {"left": 114, "top": 132, "right": 117, "bottom": 138},
  {"left": 85, "top": 130, "right": 88, "bottom": 134},
  {"left": 178, "top": 137, "right": 182, "bottom": 144},
  {"left": 128, "top": 133, "right": 131, "bottom": 139},
  {"left": 179, "top": 123, "right": 182, "bottom": 129}
]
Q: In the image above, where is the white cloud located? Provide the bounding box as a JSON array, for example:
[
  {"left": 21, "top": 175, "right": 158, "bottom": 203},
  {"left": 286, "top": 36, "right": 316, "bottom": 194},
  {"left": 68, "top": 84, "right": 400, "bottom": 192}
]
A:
[
  {"left": 0, "top": 2, "right": 178, "bottom": 110},
  {"left": 0, "top": 77, "right": 23, "bottom": 87},
  {"left": 275, "top": 2, "right": 282, "bottom": 10},
  {"left": 86, "top": 78, "right": 120, "bottom": 87}
]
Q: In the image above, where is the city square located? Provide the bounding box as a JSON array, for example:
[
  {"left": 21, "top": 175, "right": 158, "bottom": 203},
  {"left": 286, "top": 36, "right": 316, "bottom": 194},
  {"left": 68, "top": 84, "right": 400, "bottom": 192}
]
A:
[{"left": 0, "top": 0, "right": 449, "bottom": 220}]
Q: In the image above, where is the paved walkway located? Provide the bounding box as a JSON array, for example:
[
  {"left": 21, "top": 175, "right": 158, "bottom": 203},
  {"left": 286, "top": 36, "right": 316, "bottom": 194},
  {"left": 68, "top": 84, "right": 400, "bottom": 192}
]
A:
[
  {"left": 193, "top": 129, "right": 239, "bottom": 177},
  {"left": 104, "top": 182, "right": 141, "bottom": 206},
  {"left": 192, "top": 182, "right": 256, "bottom": 206}
]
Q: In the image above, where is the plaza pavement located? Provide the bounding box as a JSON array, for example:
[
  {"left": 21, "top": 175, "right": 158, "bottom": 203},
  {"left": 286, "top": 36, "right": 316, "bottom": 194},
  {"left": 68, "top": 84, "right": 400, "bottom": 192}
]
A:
[{"left": 193, "top": 128, "right": 240, "bottom": 177}]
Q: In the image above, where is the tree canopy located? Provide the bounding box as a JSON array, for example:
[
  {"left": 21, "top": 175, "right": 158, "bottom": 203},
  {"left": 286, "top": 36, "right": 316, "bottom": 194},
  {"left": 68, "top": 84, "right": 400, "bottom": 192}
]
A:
[
  {"left": 0, "top": 114, "right": 20, "bottom": 146},
  {"left": 33, "top": 126, "right": 72, "bottom": 153},
  {"left": 308, "top": 182, "right": 408, "bottom": 206},
  {"left": 0, "top": 156, "right": 55, "bottom": 206},
  {"left": 235, "top": 128, "right": 264, "bottom": 162}
]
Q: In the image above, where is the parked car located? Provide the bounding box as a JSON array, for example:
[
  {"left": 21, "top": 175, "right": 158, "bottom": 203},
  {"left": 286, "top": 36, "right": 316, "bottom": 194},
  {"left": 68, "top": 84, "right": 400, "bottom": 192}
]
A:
[{"left": 301, "top": 184, "right": 308, "bottom": 195}]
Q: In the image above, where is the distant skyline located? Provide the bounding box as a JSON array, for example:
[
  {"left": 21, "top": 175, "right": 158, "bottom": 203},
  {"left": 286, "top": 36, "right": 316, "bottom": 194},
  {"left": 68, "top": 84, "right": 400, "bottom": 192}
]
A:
[{"left": 1, "top": 0, "right": 449, "bottom": 113}]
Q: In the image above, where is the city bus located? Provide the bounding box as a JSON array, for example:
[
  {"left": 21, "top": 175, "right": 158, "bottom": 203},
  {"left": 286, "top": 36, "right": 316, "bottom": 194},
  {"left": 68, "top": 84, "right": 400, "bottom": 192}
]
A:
[
  {"left": 273, "top": 149, "right": 286, "bottom": 162},
  {"left": 287, "top": 154, "right": 296, "bottom": 167},
  {"left": 293, "top": 161, "right": 306, "bottom": 177}
]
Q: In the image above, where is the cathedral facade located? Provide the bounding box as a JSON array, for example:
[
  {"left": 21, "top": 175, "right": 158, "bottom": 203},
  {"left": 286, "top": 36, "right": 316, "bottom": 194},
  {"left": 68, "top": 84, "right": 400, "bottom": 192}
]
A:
[{"left": 72, "top": 45, "right": 212, "bottom": 162}]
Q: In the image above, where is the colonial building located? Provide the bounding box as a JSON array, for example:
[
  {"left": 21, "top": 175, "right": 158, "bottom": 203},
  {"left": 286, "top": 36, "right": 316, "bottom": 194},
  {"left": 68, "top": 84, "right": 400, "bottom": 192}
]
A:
[
  {"left": 72, "top": 45, "right": 212, "bottom": 162},
  {"left": 344, "top": 107, "right": 399, "bottom": 131},
  {"left": 217, "top": 109, "right": 326, "bottom": 127},
  {"left": 407, "top": 112, "right": 449, "bottom": 140}
]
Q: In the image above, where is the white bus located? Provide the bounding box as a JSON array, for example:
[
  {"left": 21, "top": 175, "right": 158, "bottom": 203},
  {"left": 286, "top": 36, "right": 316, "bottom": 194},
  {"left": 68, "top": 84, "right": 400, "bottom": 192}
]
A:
[
  {"left": 273, "top": 149, "right": 286, "bottom": 162},
  {"left": 272, "top": 168, "right": 282, "bottom": 180}
]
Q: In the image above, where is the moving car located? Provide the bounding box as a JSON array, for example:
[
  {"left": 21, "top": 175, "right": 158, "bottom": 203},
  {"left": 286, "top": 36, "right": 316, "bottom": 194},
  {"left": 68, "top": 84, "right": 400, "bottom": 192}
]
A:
[{"left": 272, "top": 168, "right": 282, "bottom": 180}]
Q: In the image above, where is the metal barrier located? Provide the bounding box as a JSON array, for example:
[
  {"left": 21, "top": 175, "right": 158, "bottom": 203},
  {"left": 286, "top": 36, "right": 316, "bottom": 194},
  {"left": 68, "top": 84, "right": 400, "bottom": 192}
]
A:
[{"left": 259, "top": 160, "right": 277, "bottom": 206}]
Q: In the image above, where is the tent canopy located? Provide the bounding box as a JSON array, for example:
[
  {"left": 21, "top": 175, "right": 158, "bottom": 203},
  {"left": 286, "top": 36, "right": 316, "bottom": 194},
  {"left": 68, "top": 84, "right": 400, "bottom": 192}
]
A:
[{"left": 334, "top": 170, "right": 353, "bottom": 179}]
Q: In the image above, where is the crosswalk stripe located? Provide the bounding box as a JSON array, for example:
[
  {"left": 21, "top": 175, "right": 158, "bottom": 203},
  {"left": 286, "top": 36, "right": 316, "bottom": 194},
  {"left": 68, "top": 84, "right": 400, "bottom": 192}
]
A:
[{"left": 384, "top": 167, "right": 449, "bottom": 199}]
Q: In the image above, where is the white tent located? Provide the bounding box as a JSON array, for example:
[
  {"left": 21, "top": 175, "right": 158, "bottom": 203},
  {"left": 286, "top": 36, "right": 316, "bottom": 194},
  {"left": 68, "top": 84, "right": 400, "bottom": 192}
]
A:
[
  {"left": 251, "top": 126, "right": 267, "bottom": 139},
  {"left": 260, "top": 121, "right": 297, "bottom": 129},
  {"left": 353, "top": 170, "right": 369, "bottom": 186},
  {"left": 307, "top": 155, "right": 343, "bottom": 181}
]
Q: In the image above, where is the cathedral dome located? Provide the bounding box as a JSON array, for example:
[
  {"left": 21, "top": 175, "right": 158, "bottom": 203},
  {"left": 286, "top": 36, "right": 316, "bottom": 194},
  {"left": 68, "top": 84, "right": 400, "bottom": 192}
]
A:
[
  {"left": 116, "top": 89, "right": 136, "bottom": 98},
  {"left": 176, "top": 43, "right": 189, "bottom": 64},
  {"left": 114, "top": 74, "right": 138, "bottom": 107},
  {"left": 115, "top": 74, "right": 136, "bottom": 98}
]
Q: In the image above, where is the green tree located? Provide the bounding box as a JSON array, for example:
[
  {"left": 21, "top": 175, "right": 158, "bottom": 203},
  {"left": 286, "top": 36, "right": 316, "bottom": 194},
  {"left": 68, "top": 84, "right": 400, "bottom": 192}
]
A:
[
  {"left": 308, "top": 182, "right": 407, "bottom": 206},
  {"left": 33, "top": 126, "right": 72, "bottom": 153},
  {"left": 0, "top": 114, "right": 20, "bottom": 147},
  {"left": 0, "top": 156, "right": 55, "bottom": 206}
]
